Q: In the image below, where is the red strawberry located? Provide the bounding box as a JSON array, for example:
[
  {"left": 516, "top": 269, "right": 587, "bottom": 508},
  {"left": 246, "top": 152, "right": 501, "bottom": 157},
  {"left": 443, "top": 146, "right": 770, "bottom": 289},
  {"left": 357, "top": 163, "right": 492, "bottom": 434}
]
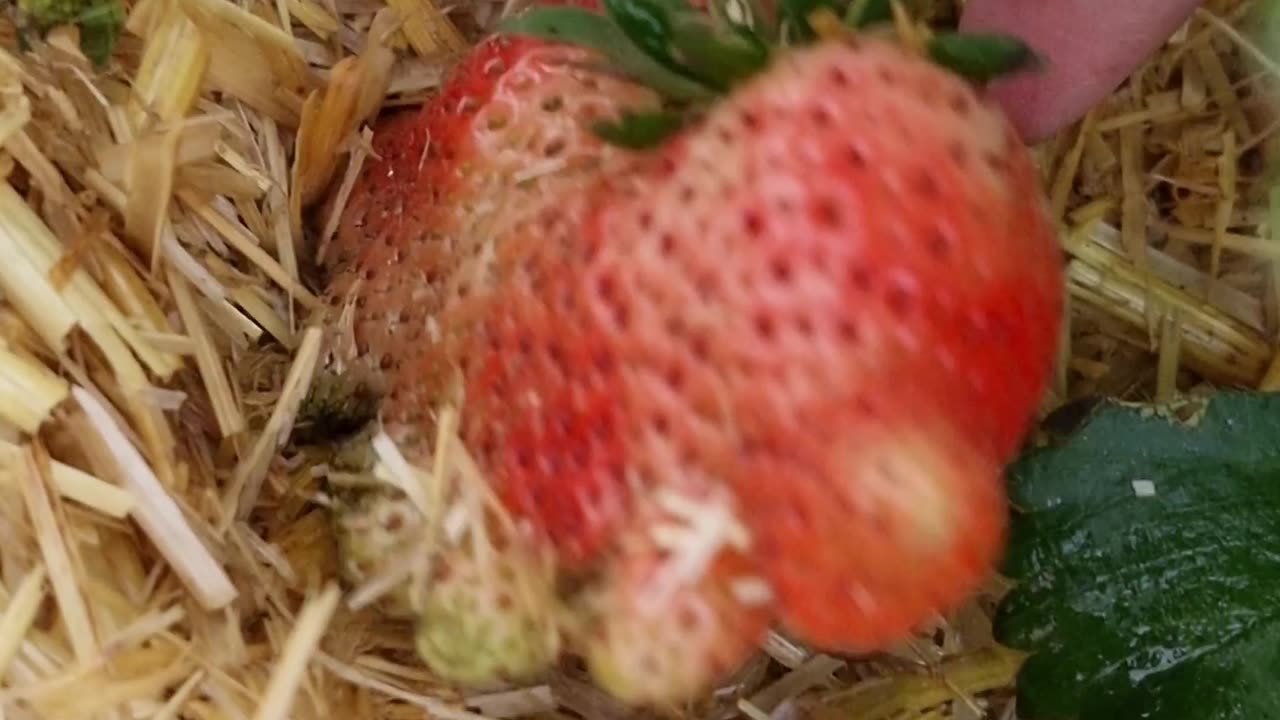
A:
[
  {"left": 568, "top": 36, "right": 1062, "bottom": 649},
  {"left": 320, "top": 16, "right": 662, "bottom": 568}
]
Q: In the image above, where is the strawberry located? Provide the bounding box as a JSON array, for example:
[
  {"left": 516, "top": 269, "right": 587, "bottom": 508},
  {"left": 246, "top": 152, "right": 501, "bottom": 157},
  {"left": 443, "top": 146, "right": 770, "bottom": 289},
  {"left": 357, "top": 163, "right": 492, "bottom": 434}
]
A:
[
  {"left": 320, "top": 426, "right": 423, "bottom": 618},
  {"left": 496, "top": 10, "right": 1062, "bottom": 651},
  {"left": 319, "top": 13, "right": 663, "bottom": 569},
  {"left": 412, "top": 465, "right": 563, "bottom": 689},
  {"left": 577, "top": 38, "right": 1059, "bottom": 650},
  {"left": 414, "top": 539, "right": 561, "bottom": 689},
  {"left": 330, "top": 484, "right": 423, "bottom": 620}
]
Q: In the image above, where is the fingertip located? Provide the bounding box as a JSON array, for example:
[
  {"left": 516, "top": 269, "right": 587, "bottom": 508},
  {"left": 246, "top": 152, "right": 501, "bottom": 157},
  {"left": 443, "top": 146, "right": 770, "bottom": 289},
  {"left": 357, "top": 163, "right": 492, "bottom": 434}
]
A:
[{"left": 960, "top": 0, "right": 1203, "bottom": 144}]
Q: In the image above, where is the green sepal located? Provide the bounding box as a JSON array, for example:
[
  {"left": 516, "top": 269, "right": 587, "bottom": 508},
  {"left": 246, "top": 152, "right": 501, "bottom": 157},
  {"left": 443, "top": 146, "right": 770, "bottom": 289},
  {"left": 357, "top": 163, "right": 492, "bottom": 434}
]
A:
[
  {"left": 926, "top": 32, "right": 1042, "bottom": 84},
  {"left": 668, "top": 11, "right": 770, "bottom": 89},
  {"left": 603, "top": 0, "right": 701, "bottom": 80},
  {"left": 497, "top": 6, "right": 714, "bottom": 101},
  {"left": 592, "top": 109, "right": 686, "bottom": 149}
]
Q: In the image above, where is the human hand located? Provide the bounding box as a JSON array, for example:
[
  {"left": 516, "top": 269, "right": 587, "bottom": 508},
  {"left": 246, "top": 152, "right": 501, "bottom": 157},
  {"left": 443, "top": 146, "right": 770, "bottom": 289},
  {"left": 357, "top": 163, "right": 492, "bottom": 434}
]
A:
[{"left": 959, "top": 0, "right": 1204, "bottom": 143}]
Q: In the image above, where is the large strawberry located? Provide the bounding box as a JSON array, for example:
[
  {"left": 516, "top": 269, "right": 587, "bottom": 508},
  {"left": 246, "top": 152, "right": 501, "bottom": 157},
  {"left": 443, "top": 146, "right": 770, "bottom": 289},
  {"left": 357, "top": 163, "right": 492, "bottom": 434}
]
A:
[{"left": 498, "top": 2, "right": 1064, "bottom": 651}]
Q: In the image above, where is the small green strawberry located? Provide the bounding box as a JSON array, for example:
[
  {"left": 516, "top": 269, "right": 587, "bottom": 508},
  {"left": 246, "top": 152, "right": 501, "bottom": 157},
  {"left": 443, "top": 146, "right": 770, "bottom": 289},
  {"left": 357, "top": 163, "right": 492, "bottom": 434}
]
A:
[{"left": 414, "top": 539, "right": 562, "bottom": 689}]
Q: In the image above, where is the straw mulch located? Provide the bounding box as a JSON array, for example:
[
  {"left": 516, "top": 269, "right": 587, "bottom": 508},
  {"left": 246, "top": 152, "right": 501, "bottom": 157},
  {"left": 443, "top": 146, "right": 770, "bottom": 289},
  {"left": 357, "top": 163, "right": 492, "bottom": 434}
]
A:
[{"left": 0, "top": 0, "right": 1270, "bottom": 717}]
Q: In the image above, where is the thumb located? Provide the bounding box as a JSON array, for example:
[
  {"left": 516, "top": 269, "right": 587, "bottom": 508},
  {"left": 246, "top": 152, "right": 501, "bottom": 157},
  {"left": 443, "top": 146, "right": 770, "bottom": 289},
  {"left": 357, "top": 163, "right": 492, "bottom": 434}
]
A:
[{"left": 959, "top": 0, "right": 1203, "bottom": 143}]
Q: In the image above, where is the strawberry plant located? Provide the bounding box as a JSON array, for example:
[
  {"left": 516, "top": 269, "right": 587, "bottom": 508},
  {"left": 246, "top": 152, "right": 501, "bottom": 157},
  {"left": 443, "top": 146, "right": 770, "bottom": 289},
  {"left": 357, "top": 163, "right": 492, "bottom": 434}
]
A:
[{"left": 995, "top": 392, "right": 1280, "bottom": 720}]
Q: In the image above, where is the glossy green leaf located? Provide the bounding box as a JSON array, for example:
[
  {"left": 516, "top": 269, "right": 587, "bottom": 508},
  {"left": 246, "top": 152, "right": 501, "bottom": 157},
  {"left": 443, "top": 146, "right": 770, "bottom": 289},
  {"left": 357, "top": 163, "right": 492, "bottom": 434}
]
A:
[
  {"left": 592, "top": 110, "right": 685, "bottom": 149},
  {"left": 926, "top": 32, "right": 1041, "bottom": 84},
  {"left": 497, "top": 7, "right": 713, "bottom": 101},
  {"left": 995, "top": 391, "right": 1280, "bottom": 720}
]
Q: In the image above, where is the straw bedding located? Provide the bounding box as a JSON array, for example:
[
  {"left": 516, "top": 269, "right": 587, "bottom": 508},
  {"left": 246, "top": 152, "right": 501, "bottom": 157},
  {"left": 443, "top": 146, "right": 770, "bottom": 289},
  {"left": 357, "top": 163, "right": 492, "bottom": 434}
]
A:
[{"left": 0, "top": 0, "right": 1269, "bottom": 717}]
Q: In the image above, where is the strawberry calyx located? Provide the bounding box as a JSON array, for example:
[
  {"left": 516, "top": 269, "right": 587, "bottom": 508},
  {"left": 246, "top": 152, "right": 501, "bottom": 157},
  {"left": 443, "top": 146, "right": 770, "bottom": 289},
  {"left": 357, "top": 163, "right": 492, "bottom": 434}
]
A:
[{"left": 498, "top": 0, "right": 1042, "bottom": 147}]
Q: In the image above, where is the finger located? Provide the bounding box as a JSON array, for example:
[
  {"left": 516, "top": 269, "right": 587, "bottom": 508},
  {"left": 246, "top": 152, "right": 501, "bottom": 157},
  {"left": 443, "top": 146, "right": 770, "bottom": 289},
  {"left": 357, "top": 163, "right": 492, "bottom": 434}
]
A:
[{"left": 959, "top": 0, "right": 1203, "bottom": 143}]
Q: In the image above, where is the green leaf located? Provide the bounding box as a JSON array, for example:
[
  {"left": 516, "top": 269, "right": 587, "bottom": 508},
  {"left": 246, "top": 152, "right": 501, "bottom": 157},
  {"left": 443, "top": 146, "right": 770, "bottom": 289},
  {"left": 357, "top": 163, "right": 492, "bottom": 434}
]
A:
[
  {"left": 994, "top": 391, "right": 1280, "bottom": 720},
  {"left": 842, "top": 0, "right": 890, "bottom": 28},
  {"left": 602, "top": 0, "right": 693, "bottom": 77},
  {"left": 926, "top": 32, "right": 1041, "bottom": 84},
  {"left": 76, "top": 0, "right": 124, "bottom": 67},
  {"left": 592, "top": 109, "right": 685, "bottom": 148},
  {"left": 497, "top": 7, "right": 714, "bottom": 101}
]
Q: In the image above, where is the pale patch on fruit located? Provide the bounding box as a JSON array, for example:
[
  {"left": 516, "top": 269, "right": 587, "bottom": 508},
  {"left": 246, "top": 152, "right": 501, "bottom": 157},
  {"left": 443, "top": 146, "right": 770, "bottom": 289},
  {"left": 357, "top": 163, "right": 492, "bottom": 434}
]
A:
[
  {"left": 730, "top": 576, "right": 774, "bottom": 607},
  {"left": 849, "top": 581, "right": 878, "bottom": 614},
  {"left": 830, "top": 429, "right": 983, "bottom": 558},
  {"left": 873, "top": 446, "right": 957, "bottom": 553},
  {"left": 513, "top": 156, "right": 571, "bottom": 184},
  {"left": 645, "top": 486, "right": 752, "bottom": 609}
]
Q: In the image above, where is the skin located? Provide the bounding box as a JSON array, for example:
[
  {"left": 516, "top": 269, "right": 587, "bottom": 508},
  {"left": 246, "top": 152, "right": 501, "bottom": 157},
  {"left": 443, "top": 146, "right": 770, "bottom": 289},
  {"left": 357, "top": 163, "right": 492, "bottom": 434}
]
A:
[{"left": 959, "top": 0, "right": 1204, "bottom": 143}]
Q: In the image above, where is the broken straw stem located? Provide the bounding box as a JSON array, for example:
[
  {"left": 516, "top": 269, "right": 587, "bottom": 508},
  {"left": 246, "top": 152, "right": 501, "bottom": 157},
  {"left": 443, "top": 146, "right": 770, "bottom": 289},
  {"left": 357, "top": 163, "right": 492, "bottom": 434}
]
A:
[{"left": 72, "top": 386, "right": 237, "bottom": 611}]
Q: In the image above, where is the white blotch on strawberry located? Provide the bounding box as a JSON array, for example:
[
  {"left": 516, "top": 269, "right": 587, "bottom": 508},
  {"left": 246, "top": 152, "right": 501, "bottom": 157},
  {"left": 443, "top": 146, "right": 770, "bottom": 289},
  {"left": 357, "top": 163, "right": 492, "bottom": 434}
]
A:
[{"left": 576, "top": 487, "right": 771, "bottom": 706}]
